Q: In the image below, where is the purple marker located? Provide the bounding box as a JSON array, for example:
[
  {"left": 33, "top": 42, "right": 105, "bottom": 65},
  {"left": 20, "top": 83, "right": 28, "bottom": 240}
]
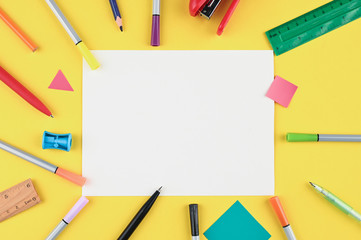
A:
[
  {"left": 151, "top": 0, "right": 160, "bottom": 46},
  {"left": 45, "top": 196, "right": 89, "bottom": 240}
]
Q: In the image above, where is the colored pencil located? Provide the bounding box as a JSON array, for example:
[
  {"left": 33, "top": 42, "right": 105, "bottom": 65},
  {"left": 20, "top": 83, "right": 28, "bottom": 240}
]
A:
[
  {"left": 0, "top": 65, "right": 53, "bottom": 117},
  {"left": 0, "top": 8, "right": 38, "bottom": 52},
  {"left": 109, "top": 0, "right": 123, "bottom": 31}
]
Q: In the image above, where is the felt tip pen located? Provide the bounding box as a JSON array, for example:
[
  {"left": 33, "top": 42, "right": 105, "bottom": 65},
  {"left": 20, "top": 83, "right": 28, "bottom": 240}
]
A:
[
  {"left": 269, "top": 196, "right": 297, "bottom": 240},
  {"left": 117, "top": 187, "right": 162, "bottom": 240},
  {"left": 310, "top": 182, "right": 361, "bottom": 222},
  {"left": 0, "top": 139, "right": 86, "bottom": 186},
  {"left": 151, "top": 0, "right": 160, "bottom": 46},
  {"left": 287, "top": 133, "right": 361, "bottom": 142},
  {"left": 45, "top": 197, "right": 89, "bottom": 240},
  {"left": 45, "top": 0, "right": 100, "bottom": 70}
]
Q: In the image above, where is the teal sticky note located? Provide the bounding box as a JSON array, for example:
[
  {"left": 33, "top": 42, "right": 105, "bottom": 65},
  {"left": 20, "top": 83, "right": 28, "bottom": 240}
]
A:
[{"left": 204, "top": 201, "right": 271, "bottom": 240}]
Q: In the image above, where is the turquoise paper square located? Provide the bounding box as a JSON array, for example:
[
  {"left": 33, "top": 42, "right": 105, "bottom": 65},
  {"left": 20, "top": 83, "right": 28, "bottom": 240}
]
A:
[{"left": 204, "top": 201, "right": 271, "bottom": 240}]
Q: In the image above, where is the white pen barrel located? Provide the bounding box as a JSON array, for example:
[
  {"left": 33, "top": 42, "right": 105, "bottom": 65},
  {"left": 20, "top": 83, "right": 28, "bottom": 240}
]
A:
[
  {"left": 0, "top": 140, "right": 58, "bottom": 173},
  {"left": 45, "top": 220, "right": 68, "bottom": 240},
  {"left": 319, "top": 134, "right": 361, "bottom": 142},
  {"left": 153, "top": 0, "right": 160, "bottom": 15},
  {"left": 283, "top": 225, "right": 297, "bottom": 240},
  {"left": 45, "top": 0, "right": 81, "bottom": 44}
]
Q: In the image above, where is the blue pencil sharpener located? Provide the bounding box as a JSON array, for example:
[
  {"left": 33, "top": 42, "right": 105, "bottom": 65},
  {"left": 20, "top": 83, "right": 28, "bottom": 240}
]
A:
[{"left": 42, "top": 131, "right": 72, "bottom": 152}]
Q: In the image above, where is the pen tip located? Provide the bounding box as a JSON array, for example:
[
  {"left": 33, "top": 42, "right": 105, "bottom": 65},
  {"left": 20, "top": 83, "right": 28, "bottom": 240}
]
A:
[
  {"left": 309, "top": 182, "right": 315, "bottom": 187},
  {"left": 158, "top": 186, "right": 162, "bottom": 192},
  {"left": 50, "top": 115, "right": 54, "bottom": 118},
  {"left": 120, "top": 26, "right": 123, "bottom": 32}
]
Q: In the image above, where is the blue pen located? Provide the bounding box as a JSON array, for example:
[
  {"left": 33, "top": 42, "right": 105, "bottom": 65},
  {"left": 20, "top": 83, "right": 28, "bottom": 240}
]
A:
[{"left": 109, "top": 0, "right": 123, "bottom": 31}]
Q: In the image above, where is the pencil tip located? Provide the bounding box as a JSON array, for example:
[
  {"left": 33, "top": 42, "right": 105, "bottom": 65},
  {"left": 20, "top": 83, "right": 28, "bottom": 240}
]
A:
[
  {"left": 158, "top": 186, "right": 162, "bottom": 192},
  {"left": 116, "top": 16, "right": 123, "bottom": 31},
  {"left": 50, "top": 115, "right": 54, "bottom": 118},
  {"left": 309, "top": 182, "right": 315, "bottom": 187}
]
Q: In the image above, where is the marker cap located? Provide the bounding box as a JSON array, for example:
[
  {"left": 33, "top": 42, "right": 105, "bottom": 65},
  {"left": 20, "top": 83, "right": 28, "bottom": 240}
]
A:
[
  {"left": 151, "top": 16, "right": 160, "bottom": 46},
  {"left": 55, "top": 167, "right": 86, "bottom": 186},
  {"left": 287, "top": 133, "right": 318, "bottom": 142},
  {"left": 76, "top": 42, "right": 100, "bottom": 70},
  {"left": 269, "top": 196, "right": 289, "bottom": 227},
  {"left": 189, "top": 204, "right": 199, "bottom": 237},
  {"left": 64, "top": 196, "right": 89, "bottom": 223}
]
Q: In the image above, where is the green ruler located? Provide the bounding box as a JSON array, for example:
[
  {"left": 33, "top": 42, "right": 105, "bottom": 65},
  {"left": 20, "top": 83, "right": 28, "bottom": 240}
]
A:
[{"left": 266, "top": 0, "right": 361, "bottom": 56}]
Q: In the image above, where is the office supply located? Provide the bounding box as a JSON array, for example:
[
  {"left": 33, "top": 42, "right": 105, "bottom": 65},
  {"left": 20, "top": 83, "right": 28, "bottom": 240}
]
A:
[
  {"left": 82, "top": 50, "right": 274, "bottom": 196},
  {"left": 287, "top": 133, "right": 361, "bottom": 142},
  {"left": 42, "top": 131, "right": 72, "bottom": 152},
  {"left": 109, "top": 0, "right": 123, "bottom": 31},
  {"left": 44, "top": 0, "right": 100, "bottom": 70},
  {"left": 117, "top": 187, "right": 162, "bottom": 240},
  {"left": 151, "top": 0, "right": 160, "bottom": 46},
  {"left": 266, "top": 76, "right": 297, "bottom": 108},
  {"left": 189, "top": 204, "right": 199, "bottom": 240},
  {"left": 189, "top": 0, "right": 240, "bottom": 35},
  {"left": 0, "top": 139, "right": 86, "bottom": 186},
  {"left": 204, "top": 201, "right": 271, "bottom": 240},
  {"left": 45, "top": 196, "right": 89, "bottom": 240},
  {"left": 269, "top": 196, "right": 297, "bottom": 240},
  {"left": 48, "top": 70, "right": 74, "bottom": 91},
  {"left": 0, "top": 179, "right": 40, "bottom": 222},
  {"left": 0, "top": 8, "right": 38, "bottom": 52},
  {"left": 0, "top": 65, "right": 53, "bottom": 117},
  {"left": 217, "top": 0, "right": 240, "bottom": 36},
  {"left": 310, "top": 182, "right": 361, "bottom": 222},
  {"left": 266, "top": 0, "right": 361, "bottom": 56}
]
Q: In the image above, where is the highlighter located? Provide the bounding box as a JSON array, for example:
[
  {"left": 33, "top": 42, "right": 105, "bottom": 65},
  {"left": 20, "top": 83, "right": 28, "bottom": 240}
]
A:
[{"left": 45, "top": 0, "right": 100, "bottom": 70}]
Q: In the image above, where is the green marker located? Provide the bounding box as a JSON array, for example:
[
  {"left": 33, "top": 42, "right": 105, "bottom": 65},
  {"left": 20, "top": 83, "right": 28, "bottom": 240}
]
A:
[
  {"left": 287, "top": 133, "right": 361, "bottom": 142},
  {"left": 310, "top": 182, "right": 361, "bottom": 222}
]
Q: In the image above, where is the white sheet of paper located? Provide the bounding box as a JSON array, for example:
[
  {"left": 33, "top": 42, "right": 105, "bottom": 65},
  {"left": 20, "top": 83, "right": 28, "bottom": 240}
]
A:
[{"left": 82, "top": 50, "right": 274, "bottom": 196}]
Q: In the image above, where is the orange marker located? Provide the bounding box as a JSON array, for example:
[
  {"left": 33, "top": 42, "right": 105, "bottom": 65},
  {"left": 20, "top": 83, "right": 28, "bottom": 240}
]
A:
[
  {"left": 269, "top": 196, "right": 297, "bottom": 240},
  {"left": 0, "top": 8, "right": 38, "bottom": 52}
]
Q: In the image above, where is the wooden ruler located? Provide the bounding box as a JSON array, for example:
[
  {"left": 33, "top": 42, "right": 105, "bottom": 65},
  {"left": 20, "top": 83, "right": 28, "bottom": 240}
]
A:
[{"left": 0, "top": 179, "right": 41, "bottom": 222}]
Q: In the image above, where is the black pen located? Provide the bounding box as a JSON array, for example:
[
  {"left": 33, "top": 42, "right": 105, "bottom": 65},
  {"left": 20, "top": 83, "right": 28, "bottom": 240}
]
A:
[{"left": 117, "top": 187, "right": 162, "bottom": 240}]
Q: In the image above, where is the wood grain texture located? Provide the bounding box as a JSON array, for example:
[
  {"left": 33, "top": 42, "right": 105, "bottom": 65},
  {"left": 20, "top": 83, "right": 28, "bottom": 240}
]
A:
[{"left": 0, "top": 179, "right": 40, "bottom": 222}]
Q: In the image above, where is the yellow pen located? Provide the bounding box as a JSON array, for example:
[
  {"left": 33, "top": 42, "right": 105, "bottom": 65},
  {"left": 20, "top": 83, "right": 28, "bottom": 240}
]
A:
[{"left": 45, "top": 0, "right": 100, "bottom": 70}]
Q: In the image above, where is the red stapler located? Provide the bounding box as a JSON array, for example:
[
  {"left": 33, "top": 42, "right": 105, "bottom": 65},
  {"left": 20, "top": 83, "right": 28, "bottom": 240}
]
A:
[{"left": 189, "top": 0, "right": 240, "bottom": 35}]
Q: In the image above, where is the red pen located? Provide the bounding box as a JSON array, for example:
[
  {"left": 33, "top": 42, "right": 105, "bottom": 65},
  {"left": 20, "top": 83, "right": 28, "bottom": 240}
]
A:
[
  {"left": 0, "top": 65, "right": 53, "bottom": 117},
  {"left": 217, "top": 0, "right": 240, "bottom": 36}
]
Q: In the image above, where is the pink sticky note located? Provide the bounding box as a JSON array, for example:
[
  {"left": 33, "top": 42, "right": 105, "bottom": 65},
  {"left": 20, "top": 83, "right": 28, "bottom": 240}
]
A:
[
  {"left": 49, "top": 70, "right": 74, "bottom": 91},
  {"left": 266, "top": 76, "right": 297, "bottom": 107}
]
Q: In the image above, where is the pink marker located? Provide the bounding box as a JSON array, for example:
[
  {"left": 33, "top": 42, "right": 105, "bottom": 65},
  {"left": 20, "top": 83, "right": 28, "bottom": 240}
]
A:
[{"left": 45, "top": 197, "right": 89, "bottom": 240}]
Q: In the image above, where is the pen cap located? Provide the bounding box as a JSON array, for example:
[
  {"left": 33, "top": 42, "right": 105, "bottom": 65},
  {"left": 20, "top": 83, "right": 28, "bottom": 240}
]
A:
[
  {"left": 151, "top": 16, "right": 160, "bottom": 46},
  {"left": 287, "top": 133, "right": 318, "bottom": 142},
  {"left": 189, "top": 204, "right": 199, "bottom": 236},
  {"left": 76, "top": 42, "right": 100, "bottom": 70},
  {"left": 64, "top": 196, "right": 89, "bottom": 223},
  {"left": 269, "top": 196, "right": 289, "bottom": 227},
  {"left": 55, "top": 167, "right": 86, "bottom": 186}
]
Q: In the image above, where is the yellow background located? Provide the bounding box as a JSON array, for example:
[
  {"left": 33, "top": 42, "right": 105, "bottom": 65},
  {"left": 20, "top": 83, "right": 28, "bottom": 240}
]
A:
[{"left": 1, "top": 0, "right": 361, "bottom": 239}]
